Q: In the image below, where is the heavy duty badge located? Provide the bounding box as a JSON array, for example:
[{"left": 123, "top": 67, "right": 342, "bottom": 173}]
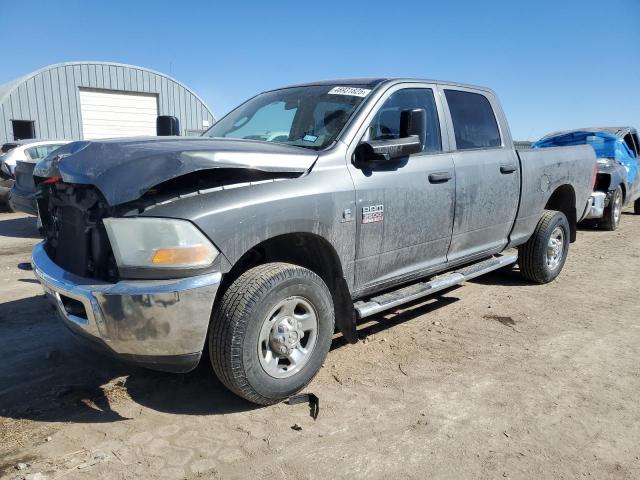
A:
[{"left": 362, "top": 205, "right": 384, "bottom": 223}]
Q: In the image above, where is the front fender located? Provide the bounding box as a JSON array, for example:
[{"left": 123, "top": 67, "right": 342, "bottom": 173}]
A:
[{"left": 139, "top": 165, "right": 357, "bottom": 291}]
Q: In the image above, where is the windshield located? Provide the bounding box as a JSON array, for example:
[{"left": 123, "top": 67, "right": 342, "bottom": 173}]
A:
[{"left": 203, "top": 85, "right": 372, "bottom": 150}]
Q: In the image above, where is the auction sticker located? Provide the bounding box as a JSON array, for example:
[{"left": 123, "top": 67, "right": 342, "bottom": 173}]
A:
[{"left": 328, "top": 86, "right": 371, "bottom": 97}]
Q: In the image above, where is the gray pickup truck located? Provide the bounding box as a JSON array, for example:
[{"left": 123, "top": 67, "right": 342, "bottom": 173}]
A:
[{"left": 32, "top": 78, "right": 595, "bottom": 405}]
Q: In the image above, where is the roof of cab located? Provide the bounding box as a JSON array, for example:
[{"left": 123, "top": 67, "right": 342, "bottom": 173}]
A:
[{"left": 272, "top": 77, "right": 494, "bottom": 93}]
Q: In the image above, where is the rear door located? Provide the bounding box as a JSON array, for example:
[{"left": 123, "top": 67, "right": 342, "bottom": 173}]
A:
[
  {"left": 440, "top": 87, "right": 520, "bottom": 263},
  {"left": 348, "top": 84, "right": 455, "bottom": 292}
]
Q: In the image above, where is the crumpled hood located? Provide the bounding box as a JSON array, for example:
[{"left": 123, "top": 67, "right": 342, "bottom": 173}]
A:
[{"left": 34, "top": 136, "right": 318, "bottom": 205}]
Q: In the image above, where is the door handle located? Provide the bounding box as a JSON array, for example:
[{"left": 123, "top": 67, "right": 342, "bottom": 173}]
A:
[
  {"left": 428, "top": 172, "right": 452, "bottom": 183},
  {"left": 500, "top": 164, "right": 517, "bottom": 174}
]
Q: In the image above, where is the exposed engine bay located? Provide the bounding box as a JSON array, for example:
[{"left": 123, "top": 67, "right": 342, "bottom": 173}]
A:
[{"left": 38, "top": 182, "right": 117, "bottom": 281}]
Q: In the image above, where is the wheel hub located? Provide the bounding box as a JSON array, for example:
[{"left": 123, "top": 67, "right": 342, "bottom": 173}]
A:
[
  {"left": 546, "top": 226, "right": 564, "bottom": 270},
  {"left": 269, "top": 317, "right": 305, "bottom": 356},
  {"left": 258, "top": 296, "right": 319, "bottom": 379},
  {"left": 614, "top": 191, "right": 622, "bottom": 224}
]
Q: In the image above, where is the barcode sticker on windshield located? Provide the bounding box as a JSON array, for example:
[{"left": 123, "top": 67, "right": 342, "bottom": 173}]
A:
[{"left": 328, "top": 87, "right": 371, "bottom": 97}]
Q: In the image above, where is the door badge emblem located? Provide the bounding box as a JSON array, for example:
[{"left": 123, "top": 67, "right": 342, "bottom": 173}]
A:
[{"left": 362, "top": 205, "right": 384, "bottom": 224}]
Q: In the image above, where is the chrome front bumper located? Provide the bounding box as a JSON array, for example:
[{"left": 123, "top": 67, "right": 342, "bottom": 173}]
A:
[
  {"left": 584, "top": 191, "right": 607, "bottom": 220},
  {"left": 31, "top": 242, "right": 221, "bottom": 372}
]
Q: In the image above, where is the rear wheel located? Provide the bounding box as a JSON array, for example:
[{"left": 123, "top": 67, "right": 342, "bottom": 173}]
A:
[
  {"left": 209, "top": 263, "right": 334, "bottom": 405},
  {"left": 601, "top": 186, "right": 623, "bottom": 230},
  {"left": 634, "top": 198, "right": 640, "bottom": 215},
  {"left": 518, "top": 209, "right": 570, "bottom": 284}
]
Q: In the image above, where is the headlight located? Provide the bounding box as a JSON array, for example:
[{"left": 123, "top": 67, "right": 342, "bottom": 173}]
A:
[{"left": 103, "top": 217, "right": 218, "bottom": 269}]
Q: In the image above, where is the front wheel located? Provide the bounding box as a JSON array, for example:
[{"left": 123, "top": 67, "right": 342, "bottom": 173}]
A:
[
  {"left": 634, "top": 198, "right": 640, "bottom": 215},
  {"left": 518, "top": 209, "right": 570, "bottom": 284},
  {"left": 209, "top": 263, "right": 334, "bottom": 405},
  {"left": 601, "top": 186, "right": 623, "bottom": 230}
]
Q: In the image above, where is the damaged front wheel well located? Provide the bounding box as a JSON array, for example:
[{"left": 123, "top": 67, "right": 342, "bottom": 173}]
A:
[{"left": 214, "top": 233, "right": 357, "bottom": 343}]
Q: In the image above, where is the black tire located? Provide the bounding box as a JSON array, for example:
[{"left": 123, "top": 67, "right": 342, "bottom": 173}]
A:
[
  {"left": 634, "top": 198, "right": 640, "bottom": 215},
  {"left": 209, "top": 262, "right": 334, "bottom": 405},
  {"left": 601, "top": 186, "right": 623, "bottom": 231},
  {"left": 4, "top": 191, "right": 16, "bottom": 213},
  {"left": 518, "top": 209, "right": 570, "bottom": 284}
]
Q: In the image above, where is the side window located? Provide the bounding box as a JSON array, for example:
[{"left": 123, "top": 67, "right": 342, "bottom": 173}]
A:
[
  {"left": 369, "top": 88, "right": 442, "bottom": 153},
  {"left": 24, "top": 147, "right": 38, "bottom": 161},
  {"left": 25, "top": 145, "right": 57, "bottom": 161},
  {"left": 623, "top": 133, "right": 638, "bottom": 158},
  {"left": 632, "top": 134, "right": 640, "bottom": 158},
  {"left": 42, "top": 144, "right": 62, "bottom": 157},
  {"left": 444, "top": 90, "right": 501, "bottom": 150}
]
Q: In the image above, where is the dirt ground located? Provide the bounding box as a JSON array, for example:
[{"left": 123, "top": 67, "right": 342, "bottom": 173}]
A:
[{"left": 0, "top": 209, "right": 639, "bottom": 480}]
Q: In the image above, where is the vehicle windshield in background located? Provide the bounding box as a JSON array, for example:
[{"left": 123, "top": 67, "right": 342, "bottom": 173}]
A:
[{"left": 203, "top": 85, "right": 371, "bottom": 150}]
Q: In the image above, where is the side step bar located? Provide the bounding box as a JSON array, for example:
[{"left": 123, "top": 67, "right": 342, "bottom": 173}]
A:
[{"left": 354, "top": 254, "right": 517, "bottom": 319}]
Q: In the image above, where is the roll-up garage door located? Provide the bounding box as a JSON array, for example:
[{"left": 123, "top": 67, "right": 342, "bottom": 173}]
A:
[{"left": 79, "top": 89, "right": 159, "bottom": 139}]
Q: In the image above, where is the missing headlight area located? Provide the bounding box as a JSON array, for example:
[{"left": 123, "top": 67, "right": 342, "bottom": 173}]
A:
[{"left": 38, "top": 182, "right": 118, "bottom": 282}]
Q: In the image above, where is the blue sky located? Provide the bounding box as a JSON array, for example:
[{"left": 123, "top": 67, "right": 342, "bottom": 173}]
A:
[{"left": 0, "top": 0, "right": 638, "bottom": 140}]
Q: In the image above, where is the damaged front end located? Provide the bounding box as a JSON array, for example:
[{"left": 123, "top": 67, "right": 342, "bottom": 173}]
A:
[
  {"left": 32, "top": 178, "right": 222, "bottom": 372},
  {"left": 31, "top": 137, "right": 316, "bottom": 371},
  {"left": 34, "top": 136, "right": 316, "bottom": 279},
  {"left": 38, "top": 181, "right": 117, "bottom": 281}
]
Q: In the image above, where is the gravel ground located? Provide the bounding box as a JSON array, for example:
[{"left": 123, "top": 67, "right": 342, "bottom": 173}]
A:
[{"left": 0, "top": 209, "right": 639, "bottom": 479}]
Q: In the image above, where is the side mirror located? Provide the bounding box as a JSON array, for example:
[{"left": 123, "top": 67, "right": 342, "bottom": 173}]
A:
[
  {"left": 355, "top": 108, "right": 426, "bottom": 163},
  {"left": 356, "top": 136, "right": 422, "bottom": 162},
  {"left": 156, "top": 116, "right": 180, "bottom": 136},
  {"left": 400, "top": 108, "right": 426, "bottom": 146}
]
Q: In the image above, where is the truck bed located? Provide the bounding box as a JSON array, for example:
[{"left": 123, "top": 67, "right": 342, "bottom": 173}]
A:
[{"left": 508, "top": 144, "right": 596, "bottom": 247}]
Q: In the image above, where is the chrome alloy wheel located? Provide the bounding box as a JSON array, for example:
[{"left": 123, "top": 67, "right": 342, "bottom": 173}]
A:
[
  {"left": 257, "top": 296, "right": 318, "bottom": 379},
  {"left": 546, "top": 226, "right": 565, "bottom": 271},
  {"left": 613, "top": 189, "right": 622, "bottom": 226}
]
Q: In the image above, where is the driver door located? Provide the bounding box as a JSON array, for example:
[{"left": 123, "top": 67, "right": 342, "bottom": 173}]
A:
[{"left": 347, "top": 85, "right": 456, "bottom": 294}]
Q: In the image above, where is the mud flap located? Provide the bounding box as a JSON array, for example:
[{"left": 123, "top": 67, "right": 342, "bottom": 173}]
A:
[{"left": 334, "top": 277, "right": 358, "bottom": 344}]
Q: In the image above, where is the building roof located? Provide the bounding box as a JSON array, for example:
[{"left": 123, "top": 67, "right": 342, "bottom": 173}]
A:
[
  {"left": 0, "top": 61, "right": 212, "bottom": 113},
  {"left": 0, "top": 75, "right": 30, "bottom": 105}
]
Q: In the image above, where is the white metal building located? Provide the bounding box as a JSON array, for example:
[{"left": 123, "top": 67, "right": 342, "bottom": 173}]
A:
[{"left": 0, "top": 62, "right": 215, "bottom": 144}]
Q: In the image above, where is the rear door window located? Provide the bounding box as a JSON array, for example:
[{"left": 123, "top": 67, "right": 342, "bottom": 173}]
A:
[{"left": 444, "top": 90, "right": 501, "bottom": 150}]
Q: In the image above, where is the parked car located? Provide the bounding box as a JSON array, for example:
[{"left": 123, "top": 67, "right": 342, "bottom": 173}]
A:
[
  {"left": 31, "top": 78, "right": 596, "bottom": 405},
  {"left": 533, "top": 127, "right": 640, "bottom": 230},
  {"left": 0, "top": 140, "right": 69, "bottom": 212},
  {"left": 0, "top": 141, "right": 23, "bottom": 207}
]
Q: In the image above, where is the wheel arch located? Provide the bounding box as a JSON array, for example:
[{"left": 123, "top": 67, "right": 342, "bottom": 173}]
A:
[
  {"left": 619, "top": 182, "right": 627, "bottom": 203},
  {"left": 544, "top": 184, "right": 577, "bottom": 242},
  {"left": 216, "top": 232, "right": 357, "bottom": 344}
]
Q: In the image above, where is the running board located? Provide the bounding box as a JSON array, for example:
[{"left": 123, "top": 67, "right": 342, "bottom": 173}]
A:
[{"left": 354, "top": 254, "right": 517, "bottom": 319}]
